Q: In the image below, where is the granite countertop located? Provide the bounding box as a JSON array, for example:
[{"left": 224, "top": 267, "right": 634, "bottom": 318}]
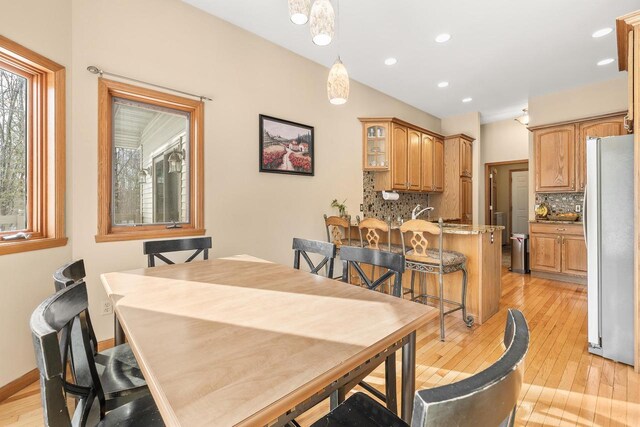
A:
[
  {"left": 387, "top": 223, "right": 505, "bottom": 235},
  {"left": 530, "top": 219, "right": 584, "bottom": 225}
]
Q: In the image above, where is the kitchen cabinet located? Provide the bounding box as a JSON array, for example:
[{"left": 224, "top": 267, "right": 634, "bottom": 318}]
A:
[
  {"left": 429, "top": 134, "right": 475, "bottom": 224},
  {"left": 530, "top": 222, "right": 586, "bottom": 281},
  {"left": 359, "top": 117, "right": 444, "bottom": 193},
  {"left": 576, "top": 115, "right": 626, "bottom": 191},
  {"left": 533, "top": 124, "right": 576, "bottom": 192}
]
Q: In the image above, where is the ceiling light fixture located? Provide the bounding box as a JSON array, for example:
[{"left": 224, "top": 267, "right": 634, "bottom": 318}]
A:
[
  {"left": 288, "top": 0, "right": 310, "bottom": 25},
  {"left": 462, "top": 97, "right": 472, "bottom": 103},
  {"left": 435, "top": 33, "right": 451, "bottom": 43},
  {"left": 327, "top": 57, "right": 349, "bottom": 105},
  {"left": 597, "top": 58, "right": 614, "bottom": 66},
  {"left": 384, "top": 57, "right": 397, "bottom": 66},
  {"left": 310, "top": 0, "right": 334, "bottom": 46},
  {"left": 592, "top": 27, "right": 613, "bottom": 38},
  {"left": 515, "top": 108, "right": 530, "bottom": 126},
  {"left": 437, "top": 81, "right": 449, "bottom": 88}
]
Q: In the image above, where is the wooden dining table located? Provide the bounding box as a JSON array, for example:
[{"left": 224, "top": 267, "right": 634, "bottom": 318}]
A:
[{"left": 100, "top": 255, "right": 437, "bottom": 426}]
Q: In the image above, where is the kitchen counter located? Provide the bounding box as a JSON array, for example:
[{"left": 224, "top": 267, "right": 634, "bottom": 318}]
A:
[
  {"left": 530, "top": 219, "right": 583, "bottom": 225},
  {"left": 348, "top": 221, "right": 503, "bottom": 324}
]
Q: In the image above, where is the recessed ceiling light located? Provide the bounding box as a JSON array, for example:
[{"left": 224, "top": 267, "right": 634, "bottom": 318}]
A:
[
  {"left": 597, "top": 58, "right": 614, "bottom": 66},
  {"left": 437, "top": 81, "right": 449, "bottom": 88},
  {"left": 592, "top": 27, "right": 613, "bottom": 38},
  {"left": 435, "top": 33, "right": 451, "bottom": 43},
  {"left": 462, "top": 97, "right": 473, "bottom": 103},
  {"left": 384, "top": 57, "right": 397, "bottom": 66}
]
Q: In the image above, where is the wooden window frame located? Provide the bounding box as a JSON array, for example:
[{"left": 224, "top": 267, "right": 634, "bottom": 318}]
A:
[
  {"left": 0, "top": 35, "right": 66, "bottom": 255},
  {"left": 96, "top": 79, "right": 204, "bottom": 242}
]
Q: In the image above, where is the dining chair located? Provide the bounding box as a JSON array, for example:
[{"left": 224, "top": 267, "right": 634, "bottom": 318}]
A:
[
  {"left": 53, "top": 260, "right": 149, "bottom": 411},
  {"left": 310, "top": 309, "right": 529, "bottom": 427},
  {"left": 324, "top": 214, "right": 352, "bottom": 248},
  {"left": 400, "top": 218, "right": 473, "bottom": 341},
  {"left": 143, "top": 236, "right": 212, "bottom": 267},
  {"left": 31, "top": 281, "right": 164, "bottom": 426},
  {"left": 292, "top": 238, "right": 337, "bottom": 277},
  {"left": 336, "top": 245, "right": 406, "bottom": 415}
]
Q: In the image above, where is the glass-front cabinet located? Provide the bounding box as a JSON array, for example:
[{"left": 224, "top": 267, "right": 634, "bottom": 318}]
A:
[{"left": 362, "top": 122, "right": 389, "bottom": 170}]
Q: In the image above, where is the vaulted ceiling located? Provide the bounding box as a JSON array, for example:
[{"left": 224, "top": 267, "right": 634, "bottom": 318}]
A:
[{"left": 184, "top": 0, "right": 638, "bottom": 122}]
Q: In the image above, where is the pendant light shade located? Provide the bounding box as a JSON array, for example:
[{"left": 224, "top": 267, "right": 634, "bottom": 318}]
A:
[
  {"left": 310, "top": 0, "right": 334, "bottom": 46},
  {"left": 288, "top": 0, "right": 310, "bottom": 25},
  {"left": 327, "top": 57, "right": 349, "bottom": 105}
]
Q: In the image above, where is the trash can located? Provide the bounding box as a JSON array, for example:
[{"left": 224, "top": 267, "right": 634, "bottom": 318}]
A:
[{"left": 510, "top": 233, "right": 530, "bottom": 274}]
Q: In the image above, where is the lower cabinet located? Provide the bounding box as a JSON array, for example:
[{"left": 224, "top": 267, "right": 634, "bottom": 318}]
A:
[{"left": 530, "top": 223, "right": 586, "bottom": 281}]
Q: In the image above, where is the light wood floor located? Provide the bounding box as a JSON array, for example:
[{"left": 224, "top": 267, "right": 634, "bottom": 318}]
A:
[{"left": 1, "top": 268, "right": 638, "bottom": 426}]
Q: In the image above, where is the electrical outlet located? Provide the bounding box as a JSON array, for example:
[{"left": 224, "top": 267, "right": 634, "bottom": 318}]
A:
[
  {"left": 101, "top": 300, "right": 113, "bottom": 315},
  {"left": 360, "top": 203, "right": 364, "bottom": 212},
  {"left": 575, "top": 204, "right": 581, "bottom": 213}
]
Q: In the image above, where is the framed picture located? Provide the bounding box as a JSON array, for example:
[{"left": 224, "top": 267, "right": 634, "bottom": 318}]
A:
[{"left": 259, "top": 114, "right": 314, "bottom": 176}]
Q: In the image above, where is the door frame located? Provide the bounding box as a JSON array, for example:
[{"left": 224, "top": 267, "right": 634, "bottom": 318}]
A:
[
  {"left": 484, "top": 159, "right": 529, "bottom": 226},
  {"left": 508, "top": 168, "right": 529, "bottom": 238}
]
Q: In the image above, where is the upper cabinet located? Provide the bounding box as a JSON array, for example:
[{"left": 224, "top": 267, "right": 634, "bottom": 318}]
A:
[
  {"left": 359, "top": 117, "right": 444, "bottom": 193},
  {"left": 531, "top": 113, "right": 627, "bottom": 193},
  {"left": 460, "top": 139, "right": 473, "bottom": 177}
]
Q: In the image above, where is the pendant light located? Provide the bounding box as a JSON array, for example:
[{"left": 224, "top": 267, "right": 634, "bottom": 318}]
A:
[
  {"left": 310, "top": 0, "right": 334, "bottom": 46},
  {"left": 288, "top": 0, "right": 310, "bottom": 25},
  {"left": 327, "top": 57, "right": 349, "bottom": 105},
  {"left": 515, "top": 108, "right": 530, "bottom": 126}
]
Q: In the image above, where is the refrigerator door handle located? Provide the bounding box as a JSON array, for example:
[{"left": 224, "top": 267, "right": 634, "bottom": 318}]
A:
[{"left": 583, "top": 184, "right": 587, "bottom": 248}]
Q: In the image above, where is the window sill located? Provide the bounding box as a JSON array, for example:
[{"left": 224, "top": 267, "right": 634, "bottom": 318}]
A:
[
  {"left": 0, "top": 237, "right": 68, "bottom": 256},
  {"left": 95, "top": 228, "right": 206, "bottom": 243}
]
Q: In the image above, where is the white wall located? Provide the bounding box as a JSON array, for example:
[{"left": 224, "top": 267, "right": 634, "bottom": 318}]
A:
[
  {"left": 0, "top": 0, "right": 73, "bottom": 387},
  {"left": 441, "top": 112, "right": 482, "bottom": 223}
]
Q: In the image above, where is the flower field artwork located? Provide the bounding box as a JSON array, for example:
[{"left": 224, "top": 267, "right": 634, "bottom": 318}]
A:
[{"left": 259, "top": 115, "right": 314, "bottom": 176}]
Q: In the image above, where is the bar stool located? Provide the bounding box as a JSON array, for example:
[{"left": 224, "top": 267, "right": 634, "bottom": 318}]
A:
[
  {"left": 356, "top": 216, "right": 404, "bottom": 293},
  {"left": 324, "top": 214, "right": 352, "bottom": 248},
  {"left": 399, "top": 218, "right": 474, "bottom": 341}
]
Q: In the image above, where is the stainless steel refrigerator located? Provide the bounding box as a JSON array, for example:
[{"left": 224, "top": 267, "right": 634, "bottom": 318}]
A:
[{"left": 585, "top": 134, "right": 634, "bottom": 365}]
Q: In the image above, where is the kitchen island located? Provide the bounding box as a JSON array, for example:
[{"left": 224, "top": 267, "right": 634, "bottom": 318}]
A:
[{"left": 348, "top": 222, "right": 504, "bottom": 324}]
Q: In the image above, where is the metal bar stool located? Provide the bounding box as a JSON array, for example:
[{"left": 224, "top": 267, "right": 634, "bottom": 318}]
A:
[
  {"left": 356, "top": 216, "right": 404, "bottom": 293},
  {"left": 399, "top": 218, "right": 474, "bottom": 341},
  {"left": 324, "top": 214, "right": 352, "bottom": 280}
]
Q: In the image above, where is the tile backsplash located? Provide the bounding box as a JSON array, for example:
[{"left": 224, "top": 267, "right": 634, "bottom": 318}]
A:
[
  {"left": 535, "top": 192, "right": 584, "bottom": 219},
  {"left": 362, "top": 172, "right": 430, "bottom": 221}
]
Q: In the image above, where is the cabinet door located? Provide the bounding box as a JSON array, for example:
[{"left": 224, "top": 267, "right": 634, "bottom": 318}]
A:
[
  {"left": 391, "top": 124, "right": 408, "bottom": 190},
  {"left": 562, "top": 236, "right": 587, "bottom": 277},
  {"left": 421, "top": 134, "right": 434, "bottom": 191},
  {"left": 407, "top": 129, "right": 422, "bottom": 191},
  {"left": 534, "top": 125, "right": 576, "bottom": 192},
  {"left": 433, "top": 138, "right": 444, "bottom": 192},
  {"left": 530, "top": 233, "right": 562, "bottom": 272},
  {"left": 461, "top": 177, "right": 472, "bottom": 224},
  {"left": 362, "top": 122, "right": 390, "bottom": 171},
  {"left": 576, "top": 116, "right": 626, "bottom": 191},
  {"left": 460, "top": 140, "right": 472, "bottom": 177}
]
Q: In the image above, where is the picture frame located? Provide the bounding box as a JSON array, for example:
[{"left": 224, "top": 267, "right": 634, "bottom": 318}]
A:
[{"left": 259, "top": 114, "right": 314, "bottom": 176}]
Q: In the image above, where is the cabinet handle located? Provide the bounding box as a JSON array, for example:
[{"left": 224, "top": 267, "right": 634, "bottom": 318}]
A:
[
  {"left": 557, "top": 236, "right": 561, "bottom": 243},
  {"left": 556, "top": 228, "right": 566, "bottom": 231}
]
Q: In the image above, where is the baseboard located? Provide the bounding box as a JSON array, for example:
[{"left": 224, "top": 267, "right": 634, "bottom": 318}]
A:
[
  {"left": 531, "top": 270, "right": 587, "bottom": 285},
  {"left": 0, "top": 338, "right": 116, "bottom": 403}
]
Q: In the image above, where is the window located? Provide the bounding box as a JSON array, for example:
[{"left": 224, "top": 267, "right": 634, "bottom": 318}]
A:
[
  {"left": 0, "top": 35, "right": 66, "bottom": 255},
  {"left": 96, "top": 79, "right": 204, "bottom": 242}
]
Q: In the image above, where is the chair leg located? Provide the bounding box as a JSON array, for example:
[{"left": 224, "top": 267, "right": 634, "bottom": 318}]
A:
[
  {"left": 384, "top": 354, "right": 398, "bottom": 414},
  {"left": 410, "top": 270, "right": 416, "bottom": 300},
  {"left": 419, "top": 272, "right": 426, "bottom": 302},
  {"left": 439, "top": 272, "right": 445, "bottom": 341},
  {"left": 461, "top": 265, "right": 474, "bottom": 327}
]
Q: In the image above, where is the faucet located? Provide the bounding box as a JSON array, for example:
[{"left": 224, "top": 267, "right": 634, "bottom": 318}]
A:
[{"left": 411, "top": 204, "right": 434, "bottom": 220}]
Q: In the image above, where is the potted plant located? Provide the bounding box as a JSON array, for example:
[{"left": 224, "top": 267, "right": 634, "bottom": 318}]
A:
[{"left": 331, "top": 199, "right": 348, "bottom": 218}]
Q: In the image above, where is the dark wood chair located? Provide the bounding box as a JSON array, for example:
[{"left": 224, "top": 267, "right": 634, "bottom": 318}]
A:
[
  {"left": 53, "top": 260, "right": 148, "bottom": 412},
  {"left": 310, "top": 309, "right": 529, "bottom": 427},
  {"left": 292, "top": 238, "right": 337, "bottom": 277},
  {"left": 339, "top": 246, "right": 405, "bottom": 297},
  {"left": 143, "top": 236, "right": 212, "bottom": 267},
  {"left": 30, "top": 281, "right": 164, "bottom": 426}
]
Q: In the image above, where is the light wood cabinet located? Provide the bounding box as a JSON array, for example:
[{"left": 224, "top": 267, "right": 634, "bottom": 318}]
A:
[
  {"left": 533, "top": 124, "right": 576, "bottom": 192},
  {"left": 576, "top": 115, "right": 626, "bottom": 191},
  {"left": 530, "top": 222, "right": 586, "bottom": 280},
  {"left": 460, "top": 139, "right": 472, "bottom": 177},
  {"left": 461, "top": 177, "right": 472, "bottom": 224},
  {"left": 360, "top": 117, "right": 444, "bottom": 193}
]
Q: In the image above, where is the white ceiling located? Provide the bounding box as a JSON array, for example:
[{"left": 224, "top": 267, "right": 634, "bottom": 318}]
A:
[{"left": 183, "top": 0, "right": 639, "bottom": 122}]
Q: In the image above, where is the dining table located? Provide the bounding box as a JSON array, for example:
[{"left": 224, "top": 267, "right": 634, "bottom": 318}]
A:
[{"left": 100, "top": 254, "right": 437, "bottom": 426}]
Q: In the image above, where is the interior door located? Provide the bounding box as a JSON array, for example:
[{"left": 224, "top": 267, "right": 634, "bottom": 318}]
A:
[
  {"left": 511, "top": 170, "right": 529, "bottom": 234},
  {"left": 489, "top": 168, "right": 497, "bottom": 225}
]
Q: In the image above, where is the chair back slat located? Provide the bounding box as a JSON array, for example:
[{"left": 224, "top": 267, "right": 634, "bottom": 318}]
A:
[
  {"left": 357, "top": 216, "right": 391, "bottom": 250},
  {"left": 411, "top": 309, "right": 529, "bottom": 427},
  {"left": 324, "top": 214, "right": 351, "bottom": 248},
  {"left": 143, "top": 237, "right": 212, "bottom": 267},
  {"left": 400, "top": 219, "right": 444, "bottom": 266},
  {"left": 339, "top": 246, "right": 405, "bottom": 297},
  {"left": 53, "top": 259, "right": 86, "bottom": 291},
  {"left": 292, "top": 238, "right": 337, "bottom": 277}
]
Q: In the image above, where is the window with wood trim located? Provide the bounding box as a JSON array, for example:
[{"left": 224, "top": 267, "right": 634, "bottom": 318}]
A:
[
  {"left": 96, "top": 79, "right": 204, "bottom": 242},
  {"left": 0, "top": 35, "right": 66, "bottom": 255}
]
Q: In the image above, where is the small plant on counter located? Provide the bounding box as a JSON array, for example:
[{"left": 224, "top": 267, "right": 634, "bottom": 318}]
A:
[{"left": 331, "top": 199, "right": 348, "bottom": 217}]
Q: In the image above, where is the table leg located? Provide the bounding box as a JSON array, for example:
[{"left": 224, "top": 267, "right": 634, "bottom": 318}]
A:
[
  {"left": 114, "top": 316, "right": 125, "bottom": 346},
  {"left": 329, "top": 387, "right": 345, "bottom": 410},
  {"left": 401, "top": 331, "right": 416, "bottom": 423},
  {"left": 385, "top": 354, "right": 398, "bottom": 414}
]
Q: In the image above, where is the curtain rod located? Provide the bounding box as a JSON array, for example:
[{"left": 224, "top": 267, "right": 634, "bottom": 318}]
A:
[{"left": 86, "top": 66, "right": 213, "bottom": 101}]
